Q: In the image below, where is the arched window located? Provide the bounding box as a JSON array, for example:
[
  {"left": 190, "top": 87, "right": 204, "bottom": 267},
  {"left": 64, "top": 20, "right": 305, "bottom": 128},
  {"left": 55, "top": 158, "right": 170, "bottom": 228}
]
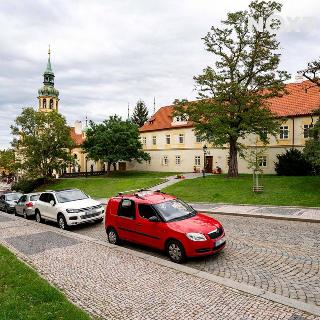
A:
[
  {"left": 74, "top": 154, "right": 78, "bottom": 159},
  {"left": 43, "top": 99, "right": 47, "bottom": 108},
  {"left": 56, "top": 101, "right": 58, "bottom": 109},
  {"left": 50, "top": 99, "right": 53, "bottom": 109}
]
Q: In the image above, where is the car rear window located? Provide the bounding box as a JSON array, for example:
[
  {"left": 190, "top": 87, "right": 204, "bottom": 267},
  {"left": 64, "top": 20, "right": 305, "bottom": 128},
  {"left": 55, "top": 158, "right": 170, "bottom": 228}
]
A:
[{"left": 6, "top": 193, "right": 22, "bottom": 201}]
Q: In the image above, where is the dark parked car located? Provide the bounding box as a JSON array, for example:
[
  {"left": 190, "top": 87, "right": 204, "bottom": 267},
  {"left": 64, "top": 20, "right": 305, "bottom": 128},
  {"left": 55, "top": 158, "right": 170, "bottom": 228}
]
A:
[
  {"left": 0, "top": 192, "right": 23, "bottom": 213},
  {"left": 15, "top": 193, "right": 41, "bottom": 219}
]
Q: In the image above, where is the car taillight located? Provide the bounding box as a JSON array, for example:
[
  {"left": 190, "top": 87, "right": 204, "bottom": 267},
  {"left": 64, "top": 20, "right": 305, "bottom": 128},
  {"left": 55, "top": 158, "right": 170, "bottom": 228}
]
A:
[{"left": 26, "top": 202, "right": 33, "bottom": 208}]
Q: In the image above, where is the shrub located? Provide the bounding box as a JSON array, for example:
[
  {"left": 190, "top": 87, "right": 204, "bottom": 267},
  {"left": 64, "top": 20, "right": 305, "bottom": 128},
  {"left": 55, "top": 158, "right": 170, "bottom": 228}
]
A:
[
  {"left": 12, "top": 177, "right": 48, "bottom": 193},
  {"left": 275, "top": 148, "right": 313, "bottom": 176}
]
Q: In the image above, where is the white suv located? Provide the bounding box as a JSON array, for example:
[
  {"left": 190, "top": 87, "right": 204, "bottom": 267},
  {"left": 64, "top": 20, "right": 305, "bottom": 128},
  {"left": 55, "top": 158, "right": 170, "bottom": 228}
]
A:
[{"left": 34, "top": 189, "right": 104, "bottom": 230}]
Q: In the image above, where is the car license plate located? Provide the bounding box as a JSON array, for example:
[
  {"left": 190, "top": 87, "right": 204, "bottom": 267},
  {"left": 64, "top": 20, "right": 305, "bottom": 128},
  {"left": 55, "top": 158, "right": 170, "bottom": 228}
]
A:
[{"left": 215, "top": 238, "right": 225, "bottom": 247}]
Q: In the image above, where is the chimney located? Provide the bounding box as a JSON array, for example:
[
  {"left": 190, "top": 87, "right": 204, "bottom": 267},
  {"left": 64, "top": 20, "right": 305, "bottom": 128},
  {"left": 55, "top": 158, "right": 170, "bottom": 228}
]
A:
[
  {"left": 294, "top": 73, "right": 305, "bottom": 83},
  {"left": 74, "top": 120, "right": 82, "bottom": 134}
]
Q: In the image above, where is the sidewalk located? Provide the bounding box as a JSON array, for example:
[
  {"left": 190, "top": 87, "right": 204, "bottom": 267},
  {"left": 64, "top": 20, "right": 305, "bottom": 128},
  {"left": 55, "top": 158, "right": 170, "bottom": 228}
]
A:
[{"left": 1, "top": 212, "right": 319, "bottom": 319}]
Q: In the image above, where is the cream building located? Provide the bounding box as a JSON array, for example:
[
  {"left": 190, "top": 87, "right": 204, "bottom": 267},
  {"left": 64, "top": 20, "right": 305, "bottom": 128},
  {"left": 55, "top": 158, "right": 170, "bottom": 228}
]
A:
[{"left": 129, "top": 80, "right": 319, "bottom": 174}]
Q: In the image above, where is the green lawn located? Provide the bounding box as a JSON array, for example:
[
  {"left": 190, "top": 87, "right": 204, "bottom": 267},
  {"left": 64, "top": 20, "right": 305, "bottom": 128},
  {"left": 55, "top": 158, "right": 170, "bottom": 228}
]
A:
[
  {"left": 163, "top": 174, "right": 320, "bottom": 207},
  {"left": 38, "top": 171, "right": 175, "bottom": 198},
  {"left": 0, "top": 245, "right": 91, "bottom": 320}
]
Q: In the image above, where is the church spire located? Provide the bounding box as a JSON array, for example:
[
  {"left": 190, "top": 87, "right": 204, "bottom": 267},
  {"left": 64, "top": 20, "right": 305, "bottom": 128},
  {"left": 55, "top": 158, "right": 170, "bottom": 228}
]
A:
[{"left": 46, "top": 45, "right": 53, "bottom": 73}]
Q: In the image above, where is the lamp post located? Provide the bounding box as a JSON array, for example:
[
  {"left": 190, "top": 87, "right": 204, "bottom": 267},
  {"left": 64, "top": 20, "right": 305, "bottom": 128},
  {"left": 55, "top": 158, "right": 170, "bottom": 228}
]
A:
[
  {"left": 85, "top": 156, "right": 88, "bottom": 178},
  {"left": 202, "top": 144, "right": 207, "bottom": 178}
]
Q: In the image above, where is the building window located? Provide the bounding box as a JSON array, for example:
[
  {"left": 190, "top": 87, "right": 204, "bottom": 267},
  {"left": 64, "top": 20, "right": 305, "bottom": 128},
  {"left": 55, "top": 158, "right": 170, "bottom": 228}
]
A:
[
  {"left": 175, "top": 155, "right": 181, "bottom": 165},
  {"left": 178, "top": 134, "right": 184, "bottom": 144},
  {"left": 259, "top": 156, "right": 267, "bottom": 167},
  {"left": 162, "top": 156, "right": 168, "bottom": 166},
  {"left": 279, "top": 126, "right": 289, "bottom": 139},
  {"left": 49, "top": 99, "right": 54, "bottom": 109},
  {"left": 43, "top": 99, "right": 47, "bottom": 108},
  {"left": 195, "top": 156, "right": 201, "bottom": 166},
  {"left": 142, "top": 137, "right": 147, "bottom": 145},
  {"left": 303, "top": 124, "right": 313, "bottom": 138},
  {"left": 152, "top": 136, "right": 157, "bottom": 145},
  {"left": 166, "top": 134, "right": 171, "bottom": 144},
  {"left": 195, "top": 135, "right": 201, "bottom": 143}
]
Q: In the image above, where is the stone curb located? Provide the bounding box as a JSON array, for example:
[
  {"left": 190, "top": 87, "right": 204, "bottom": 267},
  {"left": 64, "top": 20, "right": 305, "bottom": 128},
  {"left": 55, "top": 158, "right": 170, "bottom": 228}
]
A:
[
  {"left": 45, "top": 222, "right": 320, "bottom": 317},
  {"left": 195, "top": 209, "right": 320, "bottom": 224},
  {"left": 191, "top": 202, "right": 320, "bottom": 210}
]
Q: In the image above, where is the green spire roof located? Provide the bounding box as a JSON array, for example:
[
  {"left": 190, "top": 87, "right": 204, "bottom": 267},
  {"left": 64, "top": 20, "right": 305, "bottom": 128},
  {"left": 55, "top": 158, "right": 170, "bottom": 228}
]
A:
[{"left": 44, "top": 45, "right": 54, "bottom": 76}]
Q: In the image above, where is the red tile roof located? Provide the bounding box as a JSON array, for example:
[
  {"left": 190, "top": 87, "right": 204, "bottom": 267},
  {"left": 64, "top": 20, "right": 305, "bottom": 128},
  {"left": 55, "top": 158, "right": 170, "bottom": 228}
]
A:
[
  {"left": 70, "top": 127, "right": 85, "bottom": 146},
  {"left": 140, "top": 80, "right": 320, "bottom": 133}
]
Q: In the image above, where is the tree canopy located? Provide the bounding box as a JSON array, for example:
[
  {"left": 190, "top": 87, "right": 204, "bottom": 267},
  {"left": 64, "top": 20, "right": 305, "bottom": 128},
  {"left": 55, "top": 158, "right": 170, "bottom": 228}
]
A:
[
  {"left": 174, "top": 0, "right": 289, "bottom": 177},
  {"left": 11, "top": 108, "right": 75, "bottom": 178},
  {"left": 82, "top": 115, "right": 150, "bottom": 174},
  {"left": 0, "top": 149, "right": 16, "bottom": 175},
  {"left": 301, "top": 58, "right": 320, "bottom": 87},
  {"left": 131, "top": 100, "right": 149, "bottom": 127}
]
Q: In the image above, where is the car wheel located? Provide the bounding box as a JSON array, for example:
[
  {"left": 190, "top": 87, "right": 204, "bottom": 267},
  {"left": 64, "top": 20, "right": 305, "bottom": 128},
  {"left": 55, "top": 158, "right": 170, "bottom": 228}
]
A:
[
  {"left": 57, "top": 214, "right": 68, "bottom": 230},
  {"left": 35, "top": 211, "right": 42, "bottom": 223},
  {"left": 23, "top": 210, "right": 28, "bottom": 219},
  {"left": 107, "top": 228, "right": 120, "bottom": 245},
  {"left": 166, "top": 240, "right": 186, "bottom": 264},
  {"left": 14, "top": 208, "right": 18, "bottom": 216},
  {"left": 4, "top": 206, "right": 8, "bottom": 213}
]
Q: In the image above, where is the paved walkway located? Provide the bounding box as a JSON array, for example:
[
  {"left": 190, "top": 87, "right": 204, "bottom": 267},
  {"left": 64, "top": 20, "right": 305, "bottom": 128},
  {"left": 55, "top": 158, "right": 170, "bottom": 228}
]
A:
[{"left": 1, "top": 212, "right": 319, "bottom": 319}]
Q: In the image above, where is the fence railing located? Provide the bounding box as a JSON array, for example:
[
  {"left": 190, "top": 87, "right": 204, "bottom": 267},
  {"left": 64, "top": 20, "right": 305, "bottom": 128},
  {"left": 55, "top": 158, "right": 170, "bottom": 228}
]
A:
[{"left": 61, "top": 171, "right": 106, "bottom": 178}]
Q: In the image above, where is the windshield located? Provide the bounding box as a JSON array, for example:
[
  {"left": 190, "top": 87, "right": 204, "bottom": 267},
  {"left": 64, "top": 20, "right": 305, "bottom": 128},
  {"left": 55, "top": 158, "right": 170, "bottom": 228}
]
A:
[
  {"left": 55, "top": 190, "right": 89, "bottom": 203},
  {"left": 153, "top": 199, "right": 196, "bottom": 222},
  {"left": 6, "top": 193, "right": 22, "bottom": 201}
]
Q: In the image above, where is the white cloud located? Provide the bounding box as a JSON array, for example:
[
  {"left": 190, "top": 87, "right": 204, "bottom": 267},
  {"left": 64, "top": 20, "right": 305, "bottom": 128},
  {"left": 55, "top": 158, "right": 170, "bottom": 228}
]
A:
[{"left": 0, "top": 0, "right": 320, "bottom": 147}]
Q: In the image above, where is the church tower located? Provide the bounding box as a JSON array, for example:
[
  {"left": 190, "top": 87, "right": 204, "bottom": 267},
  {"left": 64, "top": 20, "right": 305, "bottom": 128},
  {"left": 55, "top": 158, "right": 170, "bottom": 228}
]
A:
[{"left": 38, "top": 46, "right": 59, "bottom": 112}]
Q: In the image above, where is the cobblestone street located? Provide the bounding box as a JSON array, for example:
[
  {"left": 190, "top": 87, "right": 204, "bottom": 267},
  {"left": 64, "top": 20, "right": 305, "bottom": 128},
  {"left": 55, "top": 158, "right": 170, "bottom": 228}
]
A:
[
  {"left": 72, "top": 214, "right": 320, "bottom": 307},
  {"left": 1, "top": 211, "right": 320, "bottom": 319}
]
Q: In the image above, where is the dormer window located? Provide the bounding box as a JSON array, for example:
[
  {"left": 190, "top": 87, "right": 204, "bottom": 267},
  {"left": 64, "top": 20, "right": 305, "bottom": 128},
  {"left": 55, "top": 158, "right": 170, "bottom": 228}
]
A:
[{"left": 172, "top": 114, "right": 188, "bottom": 126}]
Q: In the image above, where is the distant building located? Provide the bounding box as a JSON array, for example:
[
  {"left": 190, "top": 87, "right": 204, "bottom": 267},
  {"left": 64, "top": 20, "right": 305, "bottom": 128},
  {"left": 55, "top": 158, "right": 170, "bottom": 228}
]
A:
[
  {"left": 37, "top": 48, "right": 104, "bottom": 175},
  {"left": 129, "top": 80, "right": 319, "bottom": 174}
]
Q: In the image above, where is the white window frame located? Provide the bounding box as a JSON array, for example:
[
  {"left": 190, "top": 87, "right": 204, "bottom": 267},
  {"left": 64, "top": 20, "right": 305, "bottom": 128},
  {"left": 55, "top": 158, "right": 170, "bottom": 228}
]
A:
[
  {"left": 166, "top": 134, "right": 171, "bottom": 145},
  {"left": 195, "top": 135, "right": 201, "bottom": 143},
  {"left": 142, "top": 137, "right": 147, "bottom": 145},
  {"left": 162, "top": 155, "right": 168, "bottom": 166},
  {"left": 303, "top": 124, "right": 313, "bottom": 139},
  {"left": 178, "top": 134, "right": 184, "bottom": 144},
  {"left": 152, "top": 135, "right": 157, "bottom": 145},
  {"left": 258, "top": 156, "right": 267, "bottom": 167},
  {"left": 279, "top": 126, "right": 289, "bottom": 140},
  {"left": 175, "top": 155, "right": 181, "bottom": 165},
  {"left": 195, "top": 156, "right": 201, "bottom": 166}
]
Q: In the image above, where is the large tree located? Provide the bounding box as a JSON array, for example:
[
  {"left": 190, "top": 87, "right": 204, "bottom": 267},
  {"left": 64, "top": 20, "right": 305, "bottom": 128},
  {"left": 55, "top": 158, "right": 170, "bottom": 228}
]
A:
[
  {"left": 131, "top": 100, "right": 149, "bottom": 127},
  {"left": 175, "top": 0, "right": 289, "bottom": 177},
  {"left": 304, "top": 109, "right": 320, "bottom": 170},
  {"left": 11, "top": 108, "right": 75, "bottom": 178},
  {"left": 82, "top": 115, "right": 150, "bottom": 174},
  {"left": 301, "top": 58, "right": 320, "bottom": 87},
  {"left": 0, "top": 149, "right": 16, "bottom": 175}
]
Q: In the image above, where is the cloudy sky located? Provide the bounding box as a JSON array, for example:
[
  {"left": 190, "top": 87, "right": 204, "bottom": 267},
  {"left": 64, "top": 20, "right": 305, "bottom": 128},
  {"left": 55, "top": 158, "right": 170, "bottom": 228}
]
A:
[{"left": 1, "top": 0, "right": 320, "bottom": 148}]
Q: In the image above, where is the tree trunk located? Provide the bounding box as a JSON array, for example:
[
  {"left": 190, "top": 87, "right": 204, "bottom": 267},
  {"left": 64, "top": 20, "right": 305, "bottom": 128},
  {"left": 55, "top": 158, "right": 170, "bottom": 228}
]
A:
[
  {"left": 107, "top": 162, "right": 111, "bottom": 176},
  {"left": 228, "top": 138, "right": 239, "bottom": 178},
  {"left": 112, "top": 163, "right": 117, "bottom": 171}
]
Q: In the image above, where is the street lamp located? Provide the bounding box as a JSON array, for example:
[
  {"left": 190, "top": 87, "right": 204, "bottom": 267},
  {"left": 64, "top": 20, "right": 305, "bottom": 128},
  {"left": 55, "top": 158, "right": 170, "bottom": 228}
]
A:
[
  {"left": 85, "top": 156, "right": 88, "bottom": 178},
  {"left": 202, "top": 144, "right": 208, "bottom": 178}
]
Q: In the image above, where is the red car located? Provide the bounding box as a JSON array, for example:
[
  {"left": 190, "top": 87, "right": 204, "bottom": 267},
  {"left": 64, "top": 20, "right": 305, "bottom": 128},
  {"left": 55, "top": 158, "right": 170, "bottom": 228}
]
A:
[{"left": 105, "top": 190, "right": 226, "bottom": 263}]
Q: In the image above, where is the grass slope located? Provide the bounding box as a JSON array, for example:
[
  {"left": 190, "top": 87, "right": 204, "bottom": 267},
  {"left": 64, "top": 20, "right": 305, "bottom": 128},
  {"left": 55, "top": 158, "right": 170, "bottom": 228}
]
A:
[
  {"left": 163, "top": 174, "right": 320, "bottom": 207},
  {"left": 38, "top": 171, "right": 175, "bottom": 198},
  {"left": 0, "top": 245, "right": 91, "bottom": 320}
]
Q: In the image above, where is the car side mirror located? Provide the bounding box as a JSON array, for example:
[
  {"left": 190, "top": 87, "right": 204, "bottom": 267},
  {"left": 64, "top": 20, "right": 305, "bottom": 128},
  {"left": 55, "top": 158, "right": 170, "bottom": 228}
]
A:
[
  {"left": 148, "top": 216, "right": 160, "bottom": 222},
  {"left": 50, "top": 200, "right": 55, "bottom": 206}
]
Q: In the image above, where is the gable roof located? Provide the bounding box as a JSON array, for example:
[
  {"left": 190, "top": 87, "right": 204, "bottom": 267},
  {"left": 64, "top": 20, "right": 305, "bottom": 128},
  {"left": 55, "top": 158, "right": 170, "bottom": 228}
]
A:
[{"left": 140, "top": 80, "right": 320, "bottom": 133}]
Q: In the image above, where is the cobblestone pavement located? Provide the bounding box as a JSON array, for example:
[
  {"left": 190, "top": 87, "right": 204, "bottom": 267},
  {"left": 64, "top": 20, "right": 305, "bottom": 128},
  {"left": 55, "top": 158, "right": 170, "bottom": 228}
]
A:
[
  {"left": 0, "top": 212, "right": 318, "bottom": 320},
  {"left": 71, "top": 214, "right": 320, "bottom": 307}
]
